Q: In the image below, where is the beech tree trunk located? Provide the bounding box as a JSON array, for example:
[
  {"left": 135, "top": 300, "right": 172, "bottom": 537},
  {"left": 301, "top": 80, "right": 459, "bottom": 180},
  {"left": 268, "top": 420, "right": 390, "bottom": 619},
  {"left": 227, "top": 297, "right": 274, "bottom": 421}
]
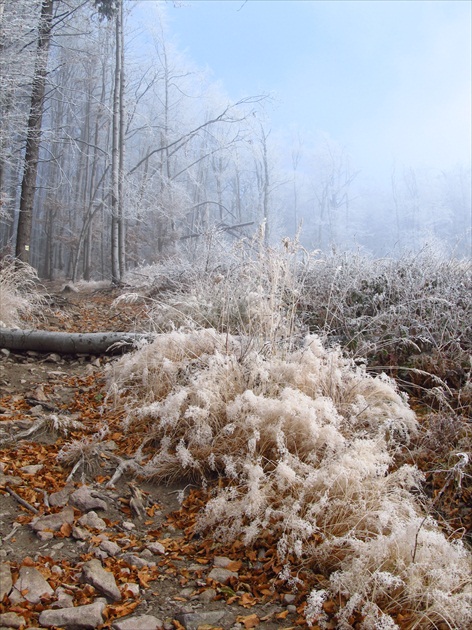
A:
[
  {"left": 15, "top": 0, "right": 54, "bottom": 264},
  {"left": 0, "top": 328, "right": 154, "bottom": 355}
]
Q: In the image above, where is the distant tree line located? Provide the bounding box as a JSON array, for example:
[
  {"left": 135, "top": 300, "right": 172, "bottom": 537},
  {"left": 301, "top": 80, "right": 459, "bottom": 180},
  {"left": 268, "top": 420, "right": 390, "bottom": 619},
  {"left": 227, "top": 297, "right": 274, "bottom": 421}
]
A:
[{"left": 0, "top": 0, "right": 470, "bottom": 282}]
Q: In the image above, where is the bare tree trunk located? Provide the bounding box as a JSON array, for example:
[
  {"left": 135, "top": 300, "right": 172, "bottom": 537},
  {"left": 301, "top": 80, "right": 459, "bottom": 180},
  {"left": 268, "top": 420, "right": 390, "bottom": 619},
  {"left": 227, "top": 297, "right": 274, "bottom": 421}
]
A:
[{"left": 15, "top": 0, "right": 54, "bottom": 264}]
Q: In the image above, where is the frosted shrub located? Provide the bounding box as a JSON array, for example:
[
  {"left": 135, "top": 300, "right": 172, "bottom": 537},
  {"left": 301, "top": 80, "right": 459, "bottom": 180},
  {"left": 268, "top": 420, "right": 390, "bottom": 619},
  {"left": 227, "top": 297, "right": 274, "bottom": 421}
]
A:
[
  {"left": 0, "top": 256, "right": 46, "bottom": 327},
  {"left": 122, "top": 231, "right": 309, "bottom": 349},
  {"left": 108, "top": 327, "right": 472, "bottom": 627}
]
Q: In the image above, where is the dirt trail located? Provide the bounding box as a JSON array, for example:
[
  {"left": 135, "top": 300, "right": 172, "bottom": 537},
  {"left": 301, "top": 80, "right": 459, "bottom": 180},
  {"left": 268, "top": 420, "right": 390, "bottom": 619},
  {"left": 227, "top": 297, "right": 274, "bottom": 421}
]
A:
[{"left": 0, "top": 287, "right": 305, "bottom": 630}]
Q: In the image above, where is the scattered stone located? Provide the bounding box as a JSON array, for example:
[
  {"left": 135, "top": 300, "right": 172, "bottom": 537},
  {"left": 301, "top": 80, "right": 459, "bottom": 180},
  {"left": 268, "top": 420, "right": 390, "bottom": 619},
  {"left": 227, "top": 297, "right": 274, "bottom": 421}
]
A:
[
  {"left": 10, "top": 565, "right": 54, "bottom": 604},
  {"left": 82, "top": 559, "right": 121, "bottom": 601},
  {"left": 198, "top": 587, "right": 217, "bottom": 604},
  {"left": 0, "top": 472, "right": 22, "bottom": 486},
  {"left": 99, "top": 540, "right": 121, "bottom": 556},
  {"left": 72, "top": 525, "right": 91, "bottom": 540},
  {"left": 121, "top": 521, "right": 135, "bottom": 530},
  {"left": 146, "top": 541, "right": 166, "bottom": 555},
  {"left": 121, "top": 553, "right": 156, "bottom": 569},
  {"left": 20, "top": 464, "right": 43, "bottom": 475},
  {"left": 31, "top": 505, "right": 74, "bottom": 533},
  {"left": 69, "top": 485, "right": 107, "bottom": 512},
  {"left": 53, "top": 586, "right": 75, "bottom": 608},
  {"left": 213, "top": 556, "right": 232, "bottom": 568},
  {"left": 174, "top": 610, "right": 226, "bottom": 630},
  {"left": 39, "top": 599, "right": 106, "bottom": 629},
  {"left": 77, "top": 510, "right": 106, "bottom": 531},
  {"left": 49, "top": 484, "right": 74, "bottom": 507},
  {"left": 0, "top": 612, "right": 25, "bottom": 629},
  {"left": 0, "top": 563, "right": 12, "bottom": 600},
  {"left": 122, "top": 582, "right": 140, "bottom": 598},
  {"left": 36, "top": 531, "right": 54, "bottom": 541},
  {"left": 112, "top": 614, "right": 163, "bottom": 630},
  {"left": 207, "top": 567, "right": 238, "bottom": 584},
  {"left": 283, "top": 593, "right": 296, "bottom": 604},
  {"left": 287, "top": 604, "right": 297, "bottom": 613}
]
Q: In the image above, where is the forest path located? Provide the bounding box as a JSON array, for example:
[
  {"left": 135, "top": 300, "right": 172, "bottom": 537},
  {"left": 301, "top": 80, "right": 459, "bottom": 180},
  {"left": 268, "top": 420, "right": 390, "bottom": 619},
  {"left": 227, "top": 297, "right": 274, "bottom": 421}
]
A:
[{"left": 0, "top": 285, "right": 301, "bottom": 630}]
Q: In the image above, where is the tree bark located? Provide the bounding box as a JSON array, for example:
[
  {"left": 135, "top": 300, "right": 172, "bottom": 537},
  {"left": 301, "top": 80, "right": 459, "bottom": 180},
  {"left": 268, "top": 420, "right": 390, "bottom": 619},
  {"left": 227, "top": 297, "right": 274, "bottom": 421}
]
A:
[
  {"left": 0, "top": 328, "right": 154, "bottom": 355},
  {"left": 15, "top": 0, "right": 54, "bottom": 264}
]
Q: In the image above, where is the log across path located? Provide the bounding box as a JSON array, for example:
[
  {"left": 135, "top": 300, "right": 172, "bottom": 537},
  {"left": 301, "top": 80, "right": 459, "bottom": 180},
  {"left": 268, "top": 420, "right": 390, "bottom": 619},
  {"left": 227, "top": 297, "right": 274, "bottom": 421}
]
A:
[{"left": 0, "top": 328, "right": 155, "bottom": 355}]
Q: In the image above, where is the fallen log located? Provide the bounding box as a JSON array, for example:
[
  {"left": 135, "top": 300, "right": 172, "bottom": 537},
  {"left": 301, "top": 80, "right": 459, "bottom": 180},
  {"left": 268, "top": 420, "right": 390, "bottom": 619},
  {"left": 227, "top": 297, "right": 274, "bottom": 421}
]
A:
[{"left": 0, "top": 328, "right": 154, "bottom": 355}]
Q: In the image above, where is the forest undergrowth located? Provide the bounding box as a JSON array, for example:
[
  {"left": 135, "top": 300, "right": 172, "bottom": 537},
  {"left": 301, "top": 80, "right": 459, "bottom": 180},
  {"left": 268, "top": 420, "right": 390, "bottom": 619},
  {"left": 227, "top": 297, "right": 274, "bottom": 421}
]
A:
[{"left": 1, "top": 237, "right": 471, "bottom": 629}]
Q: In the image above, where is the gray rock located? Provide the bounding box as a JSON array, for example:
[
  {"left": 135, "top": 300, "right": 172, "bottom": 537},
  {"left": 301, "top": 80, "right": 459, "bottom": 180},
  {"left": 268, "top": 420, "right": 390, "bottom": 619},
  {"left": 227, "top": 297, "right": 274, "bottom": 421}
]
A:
[
  {"left": 99, "top": 540, "right": 120, "bottom": 556},
  {"left": 71, "top": 525, "right": 91, "bottom": 540},
  {"left": 0, "top": 563, "right": 12, "bottom": 600},
  {"left": 38, "top": 599, "right": 106, "bottom": 629},
  {"left": 31, "top": 505, "right": 74, "bottom": 533},
  {"left": 207, "top": 567, "right": 238, "bottom": 584},
  {"left": 0, "top": 612, "right": 25, "bottom": 629},
  {"left": 11, "top": 565, "right": 53, "bottom": 604},
  {"left": 49, "top": 484, "right": 74, "bottom": 507},
  {"left": 53, "top": 586, "right": 75, "bottom": 608},
  {"left": 213, "top": 555, "right": 232, "bottom": 568},
  {"left": 82, "top": 559, "right": 121, "bottom": 601},
  {"left": 112, "top": 614, "right": 163, "bottom": 630},
  {"left": 122, "top": 582, "right": 140, "bottom": 598},
  {"left": 0, "top": 472, "right": 22, "bottom": 486},
  {"left": 20, "top": 464, "right": 43, "bottom": 475},
  {"left": 175, "top": 610, "right": 226, "bottom": 630},
  {"left": 121, "top": 553, "right": 155, "bottom": 569},
  {"left": 198, "top": 587, "right": 217, "bottom": 604},
  {"left": 146, "top": 541, "right": 166, "bottom": 555},
  {"left": 69, "top": 485, "right": 107, "bottom": 512},
  {"left": 77, "top": 510, "right": 106, "bottom": 531}
]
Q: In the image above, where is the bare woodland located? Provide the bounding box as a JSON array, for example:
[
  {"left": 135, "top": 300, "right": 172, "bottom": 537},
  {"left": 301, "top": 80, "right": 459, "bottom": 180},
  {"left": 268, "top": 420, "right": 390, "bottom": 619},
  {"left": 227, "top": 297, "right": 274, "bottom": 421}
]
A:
[{"left": 0, "top": 0, "right": 470, "bottom": 281}]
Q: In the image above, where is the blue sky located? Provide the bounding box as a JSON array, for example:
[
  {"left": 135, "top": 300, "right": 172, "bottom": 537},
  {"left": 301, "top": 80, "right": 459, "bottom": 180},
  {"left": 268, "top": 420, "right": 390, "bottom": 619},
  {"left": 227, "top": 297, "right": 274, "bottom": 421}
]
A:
[{"left": 145, "top": 0, "right": 471, "bottom": 180}]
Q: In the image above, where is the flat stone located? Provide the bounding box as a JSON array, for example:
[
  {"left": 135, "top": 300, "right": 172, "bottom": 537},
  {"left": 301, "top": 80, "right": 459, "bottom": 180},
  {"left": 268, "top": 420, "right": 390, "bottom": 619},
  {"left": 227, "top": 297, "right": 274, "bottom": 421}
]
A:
[
  {"left": 122, "top": 582, "right": 140, "bottom": 598},
  {"left": 71, "top": 525, "right": 91, "bottom": 540},
  {"left": 31, "top": 506, "right": 74, "bottom": 533},
  {"left": 99, "top": 540, "right": 120, "bottom": 556},
  {"left": 0, "top": 472, "right": 22, "bottom": 486},
  {"left": 207, "top": 567, "right": 238, "bottom": 584},
  {"left": 146, "top": 541, "right": 166, "bottom": 555},
  {"left": 53, "top": 586, "right": 75, "bottom": 608},
  {"left": 198, "top": 587, "right": 217, "bottom": 604},
  {"left": 38, "top": 599, "right": 106, "bottom": 629},
  {"left": 213, "top": 556, "right": 232, "bottom": 568},
  {"left": 11, "top": 565, "right": 53, "bottom": 604},
  {"left": 0, "top": 563, "right": 12, "bottom": 600},
  {"left": 77, "top": 510, "right": 106, "bottom": 531},
  {"left": 121, "top": 553, "right": 155, "bottom": 569},
  {"left": 112, "top": 614, "right": 163, "bottom": 630},
  {"left": 0, "top": 612, "right": 25, "bottom": 629},
  {"left": 174, "top": 610, "right": 226, "bottom": 630},
  {"left": 82, "top": 559, "right": 121, "bottom": 601},
  {"left": 49, "top": 484, "right": 74, "bottom": 507},
  {"left": 69, "top": 485, "right": 107, "bottom": 512},
  {"left": 20, "top": 464, "right": 43, "bottom": 475}
]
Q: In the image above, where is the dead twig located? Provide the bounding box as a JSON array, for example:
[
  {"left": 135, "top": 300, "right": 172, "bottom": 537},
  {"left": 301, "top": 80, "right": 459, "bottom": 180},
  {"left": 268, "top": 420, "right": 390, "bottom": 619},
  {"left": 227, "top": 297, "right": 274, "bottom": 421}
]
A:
[{"left": 4, "top": 484, "right": 40, "bottom": 514}]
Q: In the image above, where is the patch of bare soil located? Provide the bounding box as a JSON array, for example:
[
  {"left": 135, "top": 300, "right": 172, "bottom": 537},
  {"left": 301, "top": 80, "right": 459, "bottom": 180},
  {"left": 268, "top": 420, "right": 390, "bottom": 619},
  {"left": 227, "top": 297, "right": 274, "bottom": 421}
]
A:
[{"left": 0, "top": 288, "right": 306, "bottom": 630}]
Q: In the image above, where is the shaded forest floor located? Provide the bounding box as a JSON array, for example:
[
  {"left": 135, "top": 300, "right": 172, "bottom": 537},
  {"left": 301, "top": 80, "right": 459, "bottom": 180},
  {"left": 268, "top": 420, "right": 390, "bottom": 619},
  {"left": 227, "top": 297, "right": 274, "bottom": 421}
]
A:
[{"left": 0, "top": 285, "right": 470, "bottom": 630}]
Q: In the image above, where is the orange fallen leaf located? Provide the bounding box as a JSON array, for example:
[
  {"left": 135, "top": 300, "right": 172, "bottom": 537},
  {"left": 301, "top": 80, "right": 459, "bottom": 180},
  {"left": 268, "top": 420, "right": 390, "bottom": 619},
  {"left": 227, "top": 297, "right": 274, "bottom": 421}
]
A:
[
  {"left": 60, "top": 522, "right": 72, "bottom": 537},
  {"left": 236, "top": 613, "right": 260, "bottom": 629}
]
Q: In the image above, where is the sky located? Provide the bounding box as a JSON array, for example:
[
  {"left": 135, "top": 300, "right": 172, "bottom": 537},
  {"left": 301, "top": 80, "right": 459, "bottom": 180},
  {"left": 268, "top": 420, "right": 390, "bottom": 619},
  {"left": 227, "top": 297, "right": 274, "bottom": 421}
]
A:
[{"left": 151, "top": 0, "right": 472, "bottom": 182}]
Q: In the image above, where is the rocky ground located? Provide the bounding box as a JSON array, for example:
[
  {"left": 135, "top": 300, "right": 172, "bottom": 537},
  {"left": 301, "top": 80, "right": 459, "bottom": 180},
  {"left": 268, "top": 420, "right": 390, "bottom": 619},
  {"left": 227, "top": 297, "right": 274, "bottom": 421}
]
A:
[{"left": 0, "top": 286, "right": 313, "bottom": 630}]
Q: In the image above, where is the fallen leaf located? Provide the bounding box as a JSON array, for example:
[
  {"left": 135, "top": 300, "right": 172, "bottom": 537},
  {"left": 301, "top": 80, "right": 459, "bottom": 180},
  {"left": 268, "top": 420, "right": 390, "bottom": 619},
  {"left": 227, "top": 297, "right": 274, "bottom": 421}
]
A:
[{"left": 236, "top": 613, "right": 260, "bottom": 629}]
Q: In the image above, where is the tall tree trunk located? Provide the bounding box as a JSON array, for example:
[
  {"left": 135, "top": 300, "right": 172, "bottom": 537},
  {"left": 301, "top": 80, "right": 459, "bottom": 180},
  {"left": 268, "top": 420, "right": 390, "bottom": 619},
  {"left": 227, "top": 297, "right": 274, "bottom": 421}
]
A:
[
  {"left": 15, "top": 0, "right": 54, "bottom": 264},
  {"left": 110, "top": 0, "right": 124, "bottom": 284}
]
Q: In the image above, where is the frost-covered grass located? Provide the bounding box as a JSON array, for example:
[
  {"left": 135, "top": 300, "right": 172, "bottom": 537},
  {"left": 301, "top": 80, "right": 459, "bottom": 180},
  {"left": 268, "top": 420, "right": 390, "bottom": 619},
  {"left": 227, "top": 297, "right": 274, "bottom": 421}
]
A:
[
  {"left": 0, "top": 256, "right": 46, "bottom": 327},
  {"left": 300, "top": 248, "right": 472, "bottom": 410},
  {"left": 109, "top": 239, "right": 472, "bottom": 628},
  {"left": 108, "top": 330, "right": 471, "bottom": 628}
]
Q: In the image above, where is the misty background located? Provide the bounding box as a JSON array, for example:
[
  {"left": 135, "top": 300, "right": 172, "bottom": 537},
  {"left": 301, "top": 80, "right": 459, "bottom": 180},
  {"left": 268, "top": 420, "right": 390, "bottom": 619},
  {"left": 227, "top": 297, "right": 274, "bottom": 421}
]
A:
[{"left": 148, "top": 0, "right": 472, "bottom": 256}]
